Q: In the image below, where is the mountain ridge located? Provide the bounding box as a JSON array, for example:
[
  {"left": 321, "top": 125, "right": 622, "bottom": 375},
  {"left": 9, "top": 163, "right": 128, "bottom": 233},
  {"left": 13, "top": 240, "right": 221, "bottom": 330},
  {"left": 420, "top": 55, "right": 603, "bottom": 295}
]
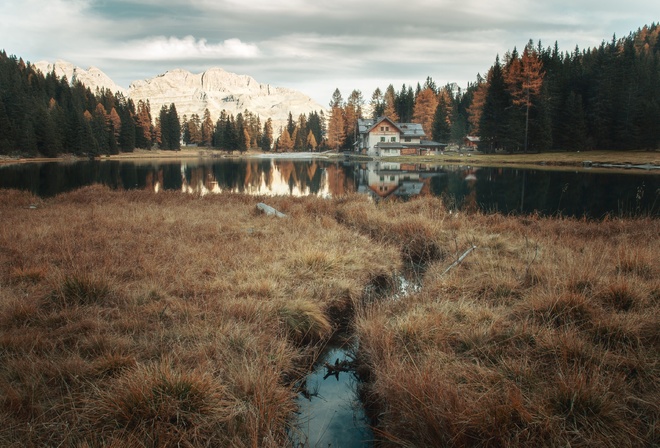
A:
[{"left": 34, "top": 60, "right": 324, "bottom": 135}]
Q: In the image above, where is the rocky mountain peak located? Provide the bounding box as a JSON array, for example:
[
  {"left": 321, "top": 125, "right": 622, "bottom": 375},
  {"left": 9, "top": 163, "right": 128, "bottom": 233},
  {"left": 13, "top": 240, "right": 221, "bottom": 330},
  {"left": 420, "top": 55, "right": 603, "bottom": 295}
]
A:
[{"left": 37, "top": 60, "right": 324, "bottom": 136}]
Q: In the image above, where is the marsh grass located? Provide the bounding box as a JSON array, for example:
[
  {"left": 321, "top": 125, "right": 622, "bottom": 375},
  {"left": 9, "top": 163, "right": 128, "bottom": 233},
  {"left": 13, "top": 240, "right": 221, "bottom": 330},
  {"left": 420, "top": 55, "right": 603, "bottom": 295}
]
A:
[
  {"left": 1, "top": 186, "right": 657, "bottom": 447},
  {"left": 0, "top": 186, "right": 398, "bottom": 446},
  {"left": 354, "top": 203, "right": 659, "bottom": 447}
]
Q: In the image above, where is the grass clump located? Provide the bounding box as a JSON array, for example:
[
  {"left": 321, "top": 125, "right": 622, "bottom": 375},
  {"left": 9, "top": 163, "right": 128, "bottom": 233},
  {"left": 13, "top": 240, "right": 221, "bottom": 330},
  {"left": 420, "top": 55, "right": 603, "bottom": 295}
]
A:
[
  {"left": 88, "top": 363, "right": 234, "bottom": 447},
  {"left": 278, "top": 299, "right": 333, "bottom": 344}
]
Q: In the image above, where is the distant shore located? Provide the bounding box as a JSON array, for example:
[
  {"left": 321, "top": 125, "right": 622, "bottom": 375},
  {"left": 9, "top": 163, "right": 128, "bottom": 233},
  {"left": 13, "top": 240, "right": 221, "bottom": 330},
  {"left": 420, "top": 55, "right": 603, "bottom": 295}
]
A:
[{"left": 1, "top": 147, "right": 658, "bottom": 170}]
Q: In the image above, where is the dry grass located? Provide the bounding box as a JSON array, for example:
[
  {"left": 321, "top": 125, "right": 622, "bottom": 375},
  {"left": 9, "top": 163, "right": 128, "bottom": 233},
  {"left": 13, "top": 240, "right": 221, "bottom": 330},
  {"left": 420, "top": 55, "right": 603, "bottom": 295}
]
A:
[
  {"left": 354, "top": 204, "right": 659, "bottom": 447},
  {"left": 0, "top": 186, "right": 399, "bottom": 447},
  {"left": 1, "top": 186, "right": 658, "bottom": 447}
]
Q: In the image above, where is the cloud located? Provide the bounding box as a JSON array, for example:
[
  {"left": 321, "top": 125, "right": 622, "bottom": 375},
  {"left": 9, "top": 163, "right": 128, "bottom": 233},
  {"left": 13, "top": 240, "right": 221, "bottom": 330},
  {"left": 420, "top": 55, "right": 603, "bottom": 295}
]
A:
[{"left": 117, "top": 36, "right": 261, "bottom": 60}]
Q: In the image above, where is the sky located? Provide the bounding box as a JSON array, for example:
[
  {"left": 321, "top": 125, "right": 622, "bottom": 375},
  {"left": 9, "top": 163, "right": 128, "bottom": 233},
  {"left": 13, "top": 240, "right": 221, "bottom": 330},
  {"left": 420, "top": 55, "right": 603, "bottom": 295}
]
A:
[{"left": 1, "top": 0, "right": 659, "bottom": 105}]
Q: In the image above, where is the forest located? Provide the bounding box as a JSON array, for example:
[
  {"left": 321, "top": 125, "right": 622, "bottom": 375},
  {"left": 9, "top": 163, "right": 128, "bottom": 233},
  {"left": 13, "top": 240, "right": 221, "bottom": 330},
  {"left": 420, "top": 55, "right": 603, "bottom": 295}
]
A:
[{"left": 0, "top": 23, "right": 658, "bottom": 157}]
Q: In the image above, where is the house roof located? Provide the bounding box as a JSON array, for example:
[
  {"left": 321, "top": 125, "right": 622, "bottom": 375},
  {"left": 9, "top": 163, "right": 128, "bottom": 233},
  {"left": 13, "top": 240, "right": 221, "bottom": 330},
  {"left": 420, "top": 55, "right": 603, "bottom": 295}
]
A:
[{"left": 357, "top": 117, "right": 427, "bottom": 139}]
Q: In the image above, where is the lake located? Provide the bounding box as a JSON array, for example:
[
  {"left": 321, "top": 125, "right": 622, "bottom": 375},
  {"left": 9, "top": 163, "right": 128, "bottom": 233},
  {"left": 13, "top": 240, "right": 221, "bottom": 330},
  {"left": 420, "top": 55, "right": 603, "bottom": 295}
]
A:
[{"left": 1, "top": 157, "right": 658, "bottom": 217}]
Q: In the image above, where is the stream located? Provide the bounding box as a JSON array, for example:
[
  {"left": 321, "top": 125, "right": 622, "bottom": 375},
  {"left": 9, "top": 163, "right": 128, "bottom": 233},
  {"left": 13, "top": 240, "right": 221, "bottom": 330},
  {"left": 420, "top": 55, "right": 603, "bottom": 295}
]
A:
[
  {"left": 291, "top": 345, "right": 373, "bottom": 447},
  {"left": 290, "top": 270, "right": 422, "bottom": 447}
]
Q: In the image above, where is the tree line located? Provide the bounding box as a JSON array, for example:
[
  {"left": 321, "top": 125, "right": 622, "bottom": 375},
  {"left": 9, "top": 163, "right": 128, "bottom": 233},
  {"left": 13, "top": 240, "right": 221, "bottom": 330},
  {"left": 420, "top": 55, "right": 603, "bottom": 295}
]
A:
[
  {"left": 2, "top": 23, "right": 658, "bottom": 157},
  {"left": 327, "top": 23, "right": 660, "bottom": 152}
]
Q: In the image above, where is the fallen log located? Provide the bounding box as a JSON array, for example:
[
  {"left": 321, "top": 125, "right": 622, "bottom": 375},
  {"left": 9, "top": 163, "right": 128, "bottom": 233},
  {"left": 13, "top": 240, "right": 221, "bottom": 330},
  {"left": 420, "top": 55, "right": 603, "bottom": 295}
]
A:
[{"left": 256, "top": 202, "right": 287, "bottom": 218}]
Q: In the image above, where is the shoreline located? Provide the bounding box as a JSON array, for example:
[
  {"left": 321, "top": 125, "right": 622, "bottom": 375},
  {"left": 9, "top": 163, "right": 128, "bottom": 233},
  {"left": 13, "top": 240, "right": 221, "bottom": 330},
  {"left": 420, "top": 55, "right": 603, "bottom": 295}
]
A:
[{"left": 1, "top": 148, "right": 658, "bottom": 171}]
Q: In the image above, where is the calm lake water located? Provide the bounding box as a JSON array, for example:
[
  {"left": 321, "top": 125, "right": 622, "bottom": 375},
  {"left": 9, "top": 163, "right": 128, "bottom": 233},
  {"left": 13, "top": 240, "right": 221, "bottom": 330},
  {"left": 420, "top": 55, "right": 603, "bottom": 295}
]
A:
[{"left": 1, "top": 157, "right": 658, "bottom": 217}]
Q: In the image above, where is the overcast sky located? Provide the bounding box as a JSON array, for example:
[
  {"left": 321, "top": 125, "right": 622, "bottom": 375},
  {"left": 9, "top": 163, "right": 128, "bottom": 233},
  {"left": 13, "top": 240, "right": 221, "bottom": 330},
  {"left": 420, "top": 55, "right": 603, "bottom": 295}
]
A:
[{"left": 1, "top": 0, "right": 658, "bottom": 105}]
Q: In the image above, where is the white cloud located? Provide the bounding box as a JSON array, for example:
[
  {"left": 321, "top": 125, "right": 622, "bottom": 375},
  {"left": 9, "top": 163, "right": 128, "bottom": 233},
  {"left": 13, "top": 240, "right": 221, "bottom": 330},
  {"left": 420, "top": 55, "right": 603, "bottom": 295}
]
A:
[{"left": 117, "top": 36, "right": 261, "bottom": 60}]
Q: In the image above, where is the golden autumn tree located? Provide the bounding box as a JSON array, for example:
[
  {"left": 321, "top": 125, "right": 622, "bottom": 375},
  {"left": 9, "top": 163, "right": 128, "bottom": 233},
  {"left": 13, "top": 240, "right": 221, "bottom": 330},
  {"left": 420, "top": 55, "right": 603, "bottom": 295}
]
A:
[
  {"left": 278, "top": 128, "right": 293, "bottom": 152},
  {"left": 413, "top": 87, "right": 438, "bottom": 138},
  {"left": 306, "top": 130, "right": 318, "bottom": 151},
  {"left": 505, "top": 42, "right": 544, "bottom": 152},
  {"left": 467, "top": 79, "right": 488, "bottom": 136},
  {"left": 328, "top": 88, "right": 346, "bottom": 150},
  {"left": 201, "top": 108, "right": 214, "bottom": 147}
]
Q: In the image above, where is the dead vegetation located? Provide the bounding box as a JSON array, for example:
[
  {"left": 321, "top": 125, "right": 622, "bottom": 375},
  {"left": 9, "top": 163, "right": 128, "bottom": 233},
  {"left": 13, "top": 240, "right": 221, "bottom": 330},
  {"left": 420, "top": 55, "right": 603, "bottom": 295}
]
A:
[{"left": 0, "top": 186, "right": 657, "bottom": 447}]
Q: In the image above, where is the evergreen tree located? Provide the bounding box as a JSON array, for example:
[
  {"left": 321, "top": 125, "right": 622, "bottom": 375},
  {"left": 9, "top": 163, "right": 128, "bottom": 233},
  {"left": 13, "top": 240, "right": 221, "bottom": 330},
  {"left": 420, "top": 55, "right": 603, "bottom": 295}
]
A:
[
  {"left": 383, "top": 84, "right": 399, "bottom": 122},
  {"left": 479, "top": 57, "right": 513, "bottom": 153},
  {"left": 261, "top": 117, "right": 273, "bottom": 151},
  {"left": 370, "top": 87, "right": 384, "bottom": 119},
  {"left": 432, "top": 90, "right": 451, "bottom": 143}
]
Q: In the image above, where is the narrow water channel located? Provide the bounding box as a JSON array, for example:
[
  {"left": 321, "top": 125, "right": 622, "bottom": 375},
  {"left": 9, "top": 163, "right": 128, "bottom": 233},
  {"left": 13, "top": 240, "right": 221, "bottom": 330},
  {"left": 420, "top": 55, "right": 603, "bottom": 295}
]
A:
[{"left": 291, "top": 345, "right": 373, "bottom": 447}]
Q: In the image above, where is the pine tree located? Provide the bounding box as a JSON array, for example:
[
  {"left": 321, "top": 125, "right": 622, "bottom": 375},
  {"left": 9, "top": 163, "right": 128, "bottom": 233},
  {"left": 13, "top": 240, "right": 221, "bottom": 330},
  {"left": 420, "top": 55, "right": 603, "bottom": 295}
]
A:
[
  {"left": 383, "top": 84, "right": 399, "bottom": 122},
  {"left": 432, "top": 90, "right": 451, "bottom": 143},
  {"left": 261, "top": 117, "right": 273, "bottom": 151},
  {"left": 479, "top": 57, "right": 513, "bottom": 153},
  {"left": 370, "top": 87, "right": 384, "bottom": 119}
]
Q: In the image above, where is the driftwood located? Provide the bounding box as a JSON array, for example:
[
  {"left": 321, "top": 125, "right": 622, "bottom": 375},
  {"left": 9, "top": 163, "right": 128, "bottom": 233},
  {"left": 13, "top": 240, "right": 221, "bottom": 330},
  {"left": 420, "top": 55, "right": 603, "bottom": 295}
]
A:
[
  {"left": 256, "top": 202, "right": 287, "bottom": 218},
  {"left": 442, "top": 245, "right": 477, "bottom": 276}
]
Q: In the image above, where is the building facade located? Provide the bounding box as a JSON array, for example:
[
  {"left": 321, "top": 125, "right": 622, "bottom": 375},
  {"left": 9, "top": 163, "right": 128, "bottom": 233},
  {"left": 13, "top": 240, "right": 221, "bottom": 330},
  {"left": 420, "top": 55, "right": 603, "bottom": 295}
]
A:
[{"left": 356, "top": 116, "right": 446, "bottom": 157}]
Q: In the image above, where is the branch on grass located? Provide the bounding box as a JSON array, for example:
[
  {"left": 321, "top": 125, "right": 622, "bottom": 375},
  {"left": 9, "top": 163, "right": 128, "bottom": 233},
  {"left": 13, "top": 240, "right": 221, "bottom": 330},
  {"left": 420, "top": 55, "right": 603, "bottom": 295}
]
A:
[{"left": 442, "top": 245, "right": 477, "bottom": 276}]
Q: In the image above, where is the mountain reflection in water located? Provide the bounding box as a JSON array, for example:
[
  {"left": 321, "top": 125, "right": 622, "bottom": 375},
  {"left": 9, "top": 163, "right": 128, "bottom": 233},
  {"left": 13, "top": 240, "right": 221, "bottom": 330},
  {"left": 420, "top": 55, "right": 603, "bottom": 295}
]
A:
[{"left": 0, "top": 157, "right": 657, "bottom": 217}]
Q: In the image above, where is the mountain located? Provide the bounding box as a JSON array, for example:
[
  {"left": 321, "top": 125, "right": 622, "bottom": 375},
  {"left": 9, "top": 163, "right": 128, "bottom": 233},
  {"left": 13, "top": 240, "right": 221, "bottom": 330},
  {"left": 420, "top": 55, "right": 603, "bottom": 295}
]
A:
[
  {"left": 128, "top": 68, "right": 323, "bottom": 135},
  {"left": 34, "top": 61, "right": 324, "bottom": 136},
  {"left": 33, "top": 60, "right": 126, "bottom": 95}
]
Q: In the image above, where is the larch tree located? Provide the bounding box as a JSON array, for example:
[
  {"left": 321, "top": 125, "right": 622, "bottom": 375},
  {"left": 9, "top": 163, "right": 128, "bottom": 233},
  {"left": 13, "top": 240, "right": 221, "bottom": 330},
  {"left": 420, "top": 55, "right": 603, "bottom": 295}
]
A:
[
  {"left": 306, "top": 130, "right": 318, "bottom": 151},
  {"left": 505, "top": 42, "right": 545, "bottom": 152},
  {"left": 201, "top": 108, "right": 214, "bottom": 147},
  {"left": 413, "top": 87, "right": 439, "bottom": 138},
  {"left": 328, "top": 88, "right": 346, "bottom": 150},
  {"left": 344, "top": 90, "right": 363, "bottom": 149}
]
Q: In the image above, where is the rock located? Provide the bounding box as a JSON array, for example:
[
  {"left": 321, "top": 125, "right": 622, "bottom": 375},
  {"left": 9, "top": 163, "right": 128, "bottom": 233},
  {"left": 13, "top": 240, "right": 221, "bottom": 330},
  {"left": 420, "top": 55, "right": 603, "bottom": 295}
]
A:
[{"left": 256, "top": 203, "right": 287, "bottom": 218}]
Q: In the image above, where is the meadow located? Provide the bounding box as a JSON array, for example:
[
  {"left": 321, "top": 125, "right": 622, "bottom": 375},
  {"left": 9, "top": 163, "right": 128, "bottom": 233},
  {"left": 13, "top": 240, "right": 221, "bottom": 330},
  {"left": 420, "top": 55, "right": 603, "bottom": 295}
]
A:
[{"left": 0, "top": 186, "right": 657, "bottom": 447}]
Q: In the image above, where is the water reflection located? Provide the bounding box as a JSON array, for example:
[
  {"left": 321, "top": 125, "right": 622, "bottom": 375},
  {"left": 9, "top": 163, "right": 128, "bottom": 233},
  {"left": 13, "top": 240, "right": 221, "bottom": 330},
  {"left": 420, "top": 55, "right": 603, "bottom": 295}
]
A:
[{"left": 0, "top": 158, "right": 657, "bottom": 217}]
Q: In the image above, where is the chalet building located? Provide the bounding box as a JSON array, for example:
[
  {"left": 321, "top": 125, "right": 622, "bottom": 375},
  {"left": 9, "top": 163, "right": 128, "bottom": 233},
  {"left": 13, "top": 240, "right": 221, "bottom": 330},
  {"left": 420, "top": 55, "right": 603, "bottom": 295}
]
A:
[
  {"left": 356, "top": 116, "right": 446, "bottom": 157},
  {"left": 463, "top": 136, "right": 480, "bottom": 149}
]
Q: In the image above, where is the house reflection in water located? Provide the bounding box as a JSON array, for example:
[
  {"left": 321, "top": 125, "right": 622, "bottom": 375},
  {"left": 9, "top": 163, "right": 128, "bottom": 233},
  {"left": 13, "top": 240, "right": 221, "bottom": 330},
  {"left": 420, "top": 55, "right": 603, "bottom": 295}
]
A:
[
  {"left": 356, "top": 161, "right": 442, "bottom": 199},
  {"left": 355, "top": 161, "right": 481, "bottom": 211}
]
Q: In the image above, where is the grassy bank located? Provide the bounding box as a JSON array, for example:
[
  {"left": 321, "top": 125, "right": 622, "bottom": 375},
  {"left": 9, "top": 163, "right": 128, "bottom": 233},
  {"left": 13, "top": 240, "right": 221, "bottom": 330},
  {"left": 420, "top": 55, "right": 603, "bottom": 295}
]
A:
[
  {"left": 1, "top": 188, "right": 657, "bottom": 446},
  {"left": 2, "top": 148, "right": 658, "bottom": 169},
  {"left": 388, "top": 149, "right": 660, "bottom": 168}
]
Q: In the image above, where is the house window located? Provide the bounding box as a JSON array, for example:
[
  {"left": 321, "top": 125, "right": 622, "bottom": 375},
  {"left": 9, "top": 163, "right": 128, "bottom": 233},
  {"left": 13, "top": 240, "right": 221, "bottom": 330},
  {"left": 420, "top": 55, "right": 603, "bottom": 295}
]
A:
[
  {"left": 405, "top": 137, "right": 411, "bottom": 142},
  {"left": 391, "top": 137, "right": 396, "bottom": 142},
  {"left": 390, "top": 176, "right": 395, "bottom": 181},
  {"left": 380, "top": 126, "right": 385, "bottom": 131},
  {"left": 385, "top": 126, "right": 390, "bottom": 131},
  {"left": 380, "top": 176, "right": 384, "bottom": 181},
  {"left": 380, "top": 137, "right": 386, "bottom": 142}
]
